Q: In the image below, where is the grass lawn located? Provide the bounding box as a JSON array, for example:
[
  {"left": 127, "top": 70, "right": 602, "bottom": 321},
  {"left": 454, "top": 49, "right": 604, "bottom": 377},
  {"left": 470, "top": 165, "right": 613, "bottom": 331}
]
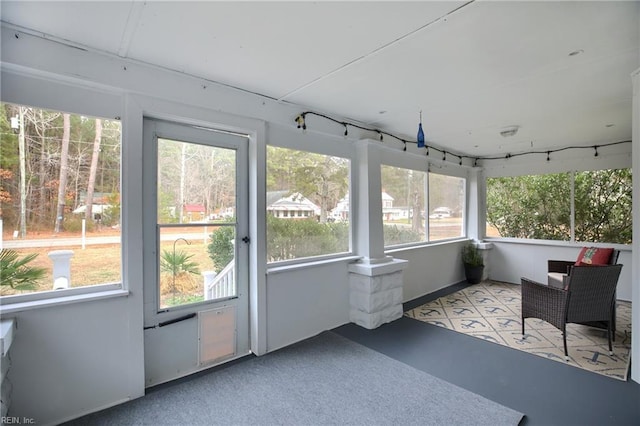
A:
[{"left": 2, "top": 234, "right": 216, "bottom": 298}]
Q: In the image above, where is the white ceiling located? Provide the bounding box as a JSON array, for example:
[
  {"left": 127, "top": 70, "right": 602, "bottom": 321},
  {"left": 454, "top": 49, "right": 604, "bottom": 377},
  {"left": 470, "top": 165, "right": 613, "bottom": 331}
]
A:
[{"left": 1, "top": 1, "right": 638, "bottom": 157}]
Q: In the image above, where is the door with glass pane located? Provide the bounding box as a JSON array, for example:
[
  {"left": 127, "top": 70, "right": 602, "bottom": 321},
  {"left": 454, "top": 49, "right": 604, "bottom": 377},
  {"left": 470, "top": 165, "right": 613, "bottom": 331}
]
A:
[{"left": 142, "top": 118, "right": 249, "bottom": 387}]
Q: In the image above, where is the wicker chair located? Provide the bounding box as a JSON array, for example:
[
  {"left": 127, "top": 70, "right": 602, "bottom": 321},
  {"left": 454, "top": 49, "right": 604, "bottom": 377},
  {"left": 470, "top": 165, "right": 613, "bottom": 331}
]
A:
[
  {"left": 547, "top": 250, "right": 619, "bottom": 288},
  {"left": 521, "top": 264, "right": 623, "bottom": 361},
  {"left": 547, "top": 249, "right": 619, "bottom": 334}
]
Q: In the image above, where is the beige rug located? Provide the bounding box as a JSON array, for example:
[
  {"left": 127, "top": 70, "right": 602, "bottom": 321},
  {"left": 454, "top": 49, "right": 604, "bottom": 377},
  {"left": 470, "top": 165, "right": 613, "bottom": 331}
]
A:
[{"left": 405, "top": 281, "right": 632, "bottom": 381}]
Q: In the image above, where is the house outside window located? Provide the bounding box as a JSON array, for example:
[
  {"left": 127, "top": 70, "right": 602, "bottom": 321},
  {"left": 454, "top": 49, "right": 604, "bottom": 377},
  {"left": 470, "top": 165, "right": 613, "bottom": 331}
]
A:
[
  {"left": 381, "top": 165, "right": 427, "bottom": 246},
  {"left": 266, "top": 145, "right": 350, "bottom": 263},
  {"left": 381, "top": 165, "right": 466, "bottom": 247}
]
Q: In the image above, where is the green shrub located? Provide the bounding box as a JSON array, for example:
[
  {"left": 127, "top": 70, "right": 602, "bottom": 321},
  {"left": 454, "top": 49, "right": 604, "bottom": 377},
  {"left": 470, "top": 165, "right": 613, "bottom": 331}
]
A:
[
  {"left": 207, "top": 226, "right": 235, "bottom": 272},
  {"left": 383, "top": 224, "right": 421, "bottom": 246},
  {"left": 63, "top": 217, "right": 95, "bottom": 232},
  {"left": 266, "top": 215, "right": 349, "bottom": 262}
]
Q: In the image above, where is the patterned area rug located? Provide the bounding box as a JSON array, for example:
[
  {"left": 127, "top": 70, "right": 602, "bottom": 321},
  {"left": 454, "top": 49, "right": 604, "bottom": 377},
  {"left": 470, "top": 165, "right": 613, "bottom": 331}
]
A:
[{"left": 405, "top": 281, "right": 632, "bottom": 381}]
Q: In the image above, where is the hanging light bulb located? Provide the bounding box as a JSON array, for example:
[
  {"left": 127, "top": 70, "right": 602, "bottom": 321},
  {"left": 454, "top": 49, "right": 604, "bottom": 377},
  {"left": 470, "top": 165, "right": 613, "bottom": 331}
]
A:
[{"left": 417, "top": 110, "right": 425, "bottom": 148}]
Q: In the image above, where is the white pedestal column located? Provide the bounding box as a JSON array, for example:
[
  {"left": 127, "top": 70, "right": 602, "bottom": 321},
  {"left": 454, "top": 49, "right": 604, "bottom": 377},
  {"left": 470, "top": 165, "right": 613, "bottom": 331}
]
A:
[
  {"left": 476, "top": 241, "right": 493, "bottom": 281},
  {"left": 349, "top": 139, "right": 410, "bottom": 329},
  {"left": 48, "top": 249, "right": 74, "bottom": 290},
  {"left": 348, "top": 259, "right": 408, "bottom": 329}
]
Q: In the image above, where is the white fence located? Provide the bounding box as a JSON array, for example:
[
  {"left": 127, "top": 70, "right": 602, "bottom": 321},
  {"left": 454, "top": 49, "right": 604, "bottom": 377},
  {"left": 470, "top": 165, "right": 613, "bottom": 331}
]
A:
[{"left": 203, "top": 260, "right": 235, "bottom": 300}]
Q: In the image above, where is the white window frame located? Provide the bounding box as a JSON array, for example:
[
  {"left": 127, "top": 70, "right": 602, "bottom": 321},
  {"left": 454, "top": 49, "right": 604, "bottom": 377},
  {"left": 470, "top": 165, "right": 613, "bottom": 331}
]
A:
[
  {"left": 484, "top": 168, "right": 632, "bottom": 246},
  {"left": 427, "top": 169, "right": 467, "bottom": 244},
  {"left": 380, "top": 146, "right": 468, "bottom": 250},
  {"left": 265, "top": 125, "right": 355, "bottom": 267},
  {"left": 0, "top": 72, "right": 128, "bottom": 313},
  {"left": 380, "top": 164, "right": 429, "bottom": 248}
]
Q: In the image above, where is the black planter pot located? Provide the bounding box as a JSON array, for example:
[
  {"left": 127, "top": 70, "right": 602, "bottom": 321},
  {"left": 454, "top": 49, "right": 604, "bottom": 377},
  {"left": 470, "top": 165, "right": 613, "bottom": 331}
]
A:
[{"left": 464, "top": 264, "right": 484, "bottom": 284}]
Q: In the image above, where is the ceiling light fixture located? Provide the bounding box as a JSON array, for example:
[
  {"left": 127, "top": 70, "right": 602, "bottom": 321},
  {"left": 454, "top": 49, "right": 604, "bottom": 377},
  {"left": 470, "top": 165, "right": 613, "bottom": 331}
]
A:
[{"left": 500, "top": 126, "right": 519, "bottom": 138}]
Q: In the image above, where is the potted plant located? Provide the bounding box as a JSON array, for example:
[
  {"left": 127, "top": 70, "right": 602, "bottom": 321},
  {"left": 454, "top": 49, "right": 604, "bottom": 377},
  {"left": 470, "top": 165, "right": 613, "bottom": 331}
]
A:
[{"left": 462, "top": 242, "right": 484, "bottom": 284}]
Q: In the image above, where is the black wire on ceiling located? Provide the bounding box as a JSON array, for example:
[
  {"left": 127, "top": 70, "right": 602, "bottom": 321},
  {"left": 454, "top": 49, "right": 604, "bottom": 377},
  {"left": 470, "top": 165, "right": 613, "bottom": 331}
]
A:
[{"left": 294, "top": 111, "right": 631, "bottom": 166}]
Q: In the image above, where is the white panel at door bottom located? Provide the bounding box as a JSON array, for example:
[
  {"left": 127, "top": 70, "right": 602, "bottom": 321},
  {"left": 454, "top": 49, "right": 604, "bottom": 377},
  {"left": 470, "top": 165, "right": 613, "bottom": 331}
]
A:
[{"left": 199, "top": 306, "right": 236, "bottom": 366}]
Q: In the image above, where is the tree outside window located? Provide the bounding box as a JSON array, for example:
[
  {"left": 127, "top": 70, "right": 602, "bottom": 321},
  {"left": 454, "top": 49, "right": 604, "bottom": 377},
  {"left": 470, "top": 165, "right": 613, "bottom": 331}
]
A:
[
  {"left": 1, "top": 102, "right": 122, "bottom": 296},
  {"left": 266, "top": 146, "right": 350, "bottom": 262},
  {"left": 486, "top": 169, "right": 631, "bottom": 244}
]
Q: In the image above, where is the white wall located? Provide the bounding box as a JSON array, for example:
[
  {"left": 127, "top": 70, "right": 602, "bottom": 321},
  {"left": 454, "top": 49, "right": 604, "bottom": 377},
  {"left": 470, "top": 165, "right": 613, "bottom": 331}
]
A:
[
  {"left": 8, "top": 297, "right": 141, "bottom": 424},
  {"left": 389, "top": 241, "right": 468, "bottom": 303},
  {"left": 265, "top": 260, "right": 352, "bottom": 352},
  {"left": 487, "top": 241, "right": 632, "bottom": 301}
]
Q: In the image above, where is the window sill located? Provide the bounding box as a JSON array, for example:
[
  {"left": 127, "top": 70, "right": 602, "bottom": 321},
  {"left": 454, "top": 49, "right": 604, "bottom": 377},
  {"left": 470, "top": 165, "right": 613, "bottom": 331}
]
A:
[
  {"left": 483, "top": 237, "right": 631, "bottom": 251},
  {"left": 267, "top": 255, "right": 362, "bottom": 275},
  {"left": 0, "top": 289, "right": 129, "bottom": 315},
  {"left": 385, "top": 237, "right": 468, "bottom": 254}
]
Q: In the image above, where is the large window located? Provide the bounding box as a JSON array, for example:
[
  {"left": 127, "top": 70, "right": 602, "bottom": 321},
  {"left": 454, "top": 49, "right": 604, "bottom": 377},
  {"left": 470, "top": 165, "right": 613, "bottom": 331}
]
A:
[
  {"left": 381, "top": 165, "right": 427, "bottom": 246},
  {"left": 266, "top": 146, "right": 350, "bottom": 262},
  {"left": 486, "top": 169, "right": 632, "bottom": 244},
  {"left": 428, "top": 173, "right": 465, "bottom": 241},
  {"left": 1, "top": 102, "right": 122, "bottom": 297},
  {"left": 381, "top": 166, "right": 466, "bottom": 247}
]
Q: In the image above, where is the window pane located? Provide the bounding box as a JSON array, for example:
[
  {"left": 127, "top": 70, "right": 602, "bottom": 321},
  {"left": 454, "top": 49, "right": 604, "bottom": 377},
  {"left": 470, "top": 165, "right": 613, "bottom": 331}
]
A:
[
  {"left": 157, "top": 139, "right": 236, "bottom": 225},
  {"left": 158, "top": 224, "right": 236, "bottom": 309},
  {"left": 156, "top": 139, "right": 237, "bottom": 309},
  {"left": 486, "top": 173, "right": 570, "bottom": 240},
  {"left": 428, "top": 173, "right": 465, "bottom": 241},
  {"left": 266, "top": 146, "right": 350, "bottom": 262},
  {"left": 1, "top": 102, "right": 121, "bottom": 296},
  {"left": 381, "top": 165, "right": 427, "bottom": 246},
  {"left": 574, "top": 168, "right": 632, "bottom": 244}
]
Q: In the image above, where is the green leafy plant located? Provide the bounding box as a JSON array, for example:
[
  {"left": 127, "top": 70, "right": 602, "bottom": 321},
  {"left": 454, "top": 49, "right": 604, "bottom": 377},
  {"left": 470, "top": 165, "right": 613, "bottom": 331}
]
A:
[
  {"left": 462, "top": 243, "right": 484, "bottom": 267},
  {"left": 0, "top": 249, "right": 47, "bottom": 292},
  {"left": 160, "top": 250, "right": 200, "bottom": 276}
]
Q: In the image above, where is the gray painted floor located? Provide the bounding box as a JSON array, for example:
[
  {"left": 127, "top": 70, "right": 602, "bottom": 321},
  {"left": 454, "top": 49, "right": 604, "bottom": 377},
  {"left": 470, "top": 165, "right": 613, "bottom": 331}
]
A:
[
  {"left": 334, "top": 285, "right": 640, "bottom": 426},
  {"left": 68, "top": 331, "right": 523, "bottom": 425}
]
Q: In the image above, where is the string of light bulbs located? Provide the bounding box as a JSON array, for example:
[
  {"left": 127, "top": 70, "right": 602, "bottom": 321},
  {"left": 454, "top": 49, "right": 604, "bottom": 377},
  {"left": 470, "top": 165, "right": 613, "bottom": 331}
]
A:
[{"left": 294, "top": 111, "right": 631, "bottom": 166}]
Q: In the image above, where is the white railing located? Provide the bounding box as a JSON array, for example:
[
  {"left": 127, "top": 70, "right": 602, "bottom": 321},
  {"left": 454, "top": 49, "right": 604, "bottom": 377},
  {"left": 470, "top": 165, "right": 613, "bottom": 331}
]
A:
[{"left": 203, "top": 260, "right": 235, "bottom": 300}]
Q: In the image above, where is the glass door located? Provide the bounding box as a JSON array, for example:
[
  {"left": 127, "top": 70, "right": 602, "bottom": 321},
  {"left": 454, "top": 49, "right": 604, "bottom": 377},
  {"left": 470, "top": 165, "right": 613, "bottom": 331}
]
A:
[{"left": 142, "top": 118, "right": 249, "bottom": 387}]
